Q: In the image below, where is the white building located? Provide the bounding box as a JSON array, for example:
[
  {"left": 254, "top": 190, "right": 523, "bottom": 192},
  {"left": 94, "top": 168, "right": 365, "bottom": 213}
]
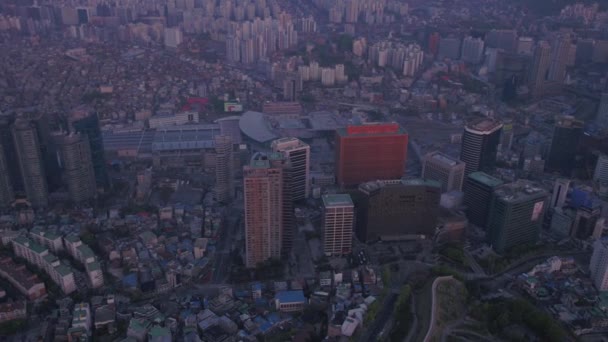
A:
[
  {"left": 72, "top": 303, "right": 92, "bottom": 333},
  {"left": 164, "top": 27, "right": 183, "bottom": 48},
  {"left": 590, "top": 239, "right": 608, "bottom": 291},
  {"left": 30, "top": 226, "right": 63, "bottom": 253},
  {"left": 321, "top": 68, "right": 336, "bottom": 86}
]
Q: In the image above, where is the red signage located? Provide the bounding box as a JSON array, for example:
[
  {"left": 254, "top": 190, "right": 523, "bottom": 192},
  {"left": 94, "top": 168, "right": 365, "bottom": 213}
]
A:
[{"left": 347, "top": 123, "right": 400, "bottom": 135}]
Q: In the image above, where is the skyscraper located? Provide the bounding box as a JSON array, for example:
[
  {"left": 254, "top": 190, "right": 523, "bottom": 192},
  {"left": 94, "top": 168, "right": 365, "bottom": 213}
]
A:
[
  {"left": 428, "top": 32, "right": 440, "bottom": 56},
  {"left": 422, "top": 151, "right": 466, "bottom": 192},
  {"left": 545, "top": 115, "right": 583, "bottom": 176},
  {"left": 597, "top": 93, "right": 608, "bottom": 129},
  {"left": 550, "top": 178, "right": 570, "bottom": 209},
  {"left": 487, "top": 180, "right": 547, "bottom": 253},
  {"left": 55, "top": 132, "right": 96, "bottom": 203},
  {"left": 594, "top": 154, "right": 608, "bottom": 186},
  {"left": 0, "top": 115, "right": 22, "bottom": 193},
  {"left": 460, "top": 118, "right": 503, "bottom": 176},
  {"left": 271, "top": 138, "right": 310, "bottom": 201},
  {"left": 529, "top": 41, "right": 552, "bottom": 97},
  {"left": 355, "top": 179, "right": 440, "bottom": 242},
  {"left": 214, "top": 135, "right": 234, "bottom": 204},
  {"left": 461, "top": 36, "right": 485, "bottom": 64},
  {"left": 590, "top": 239, "right": 608, "bottom": 291},
  {"left": 243, "top": 155, "right": 284, "bottom": 268},
  {"left": 463, "top": 172, "right": 503, "bottom": 229},
  {"left": 485, "top": 29, "right": 517, "bottom": 52},
  {"left": 335, "top": 123, "right": 408, "bottom": 187},
  {"left": 12, "top": 119, "right": 48, "bottom": 208},
  {"left": 0, "top": 144, "right": 14, "bottom": 208},
  {"left": 71, "top": 111, "right": 108, "bottom": 189},
  {"left": 322, "top": 194, "right": 354, "bottom": 256},
  {"left": 548, "top": 35, "right": 571, "bottom": 83},
  {"left": 438, "top": 36, "right": 462, "bottom": 60}
]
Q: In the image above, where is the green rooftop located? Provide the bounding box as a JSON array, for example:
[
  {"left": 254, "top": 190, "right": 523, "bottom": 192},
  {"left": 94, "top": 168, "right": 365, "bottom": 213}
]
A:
[
  {"left": 148, "top": 325, "right": 170, "bottom": 338},
  {"left": 86, "top": 261, "right": 101, "bottom": 271},
  {"left": 77, "top": 245, "right": 95, "bottom": 259},
  {"left": 322, "top": 194, "right": 353, "bottom": 207},
  {"left": 31, "top": 227, "right": 61, "bottom": 240},
  {"left": 468, "top": 172, "right": 503, "bottom": 188},
  {"left": 43, "top": 254, "right": 58, "bottom": 264},
  {"left": 249, "top": 159, "right": 270, "bottom": 169},
  {"left": 402, "top": 178, "right": 441, "bottom": 188},
  {"left": 267, "top": 152, "right": 285, "bottom": 161},
  {"left": 55, "top": 264, "right": 73, "bottom": 277}
]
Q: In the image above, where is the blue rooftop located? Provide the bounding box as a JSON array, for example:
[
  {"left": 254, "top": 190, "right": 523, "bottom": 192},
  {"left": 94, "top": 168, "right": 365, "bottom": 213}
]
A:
[{"left": 274, "top": 290, "right": 306, "bottom": 303}]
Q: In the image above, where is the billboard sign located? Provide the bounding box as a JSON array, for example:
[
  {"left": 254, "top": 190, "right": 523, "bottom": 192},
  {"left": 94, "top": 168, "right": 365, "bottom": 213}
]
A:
[{"left": 224, "top": 102, "right": 243, "bottom": 112}]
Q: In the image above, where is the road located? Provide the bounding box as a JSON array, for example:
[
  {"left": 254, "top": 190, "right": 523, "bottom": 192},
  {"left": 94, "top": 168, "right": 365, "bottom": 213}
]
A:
[{"left": 422, "top": 276, "right": 454, "bottom": 342}]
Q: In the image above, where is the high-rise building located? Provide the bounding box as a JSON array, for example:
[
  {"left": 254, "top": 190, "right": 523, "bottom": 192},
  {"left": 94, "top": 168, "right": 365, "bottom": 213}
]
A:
[
  {"left": 529, "top": 41, "right": 552, "bottom": 97},
  {"left": 55, "top": 132, "right": 97, "bottom": 203},
  {"left": 572, "top": 204, "right": 602, "bottom": 239},
  {"left": 355, "top": 179, "right": 440, "bottom": 242},
  {"left": 590, "top": 238, "right": 608, "bottom": 291},
  {"left": 428, "top": 32, "right": 440, "bottom": 56},
  {"left": 487, "top": 180, "right": 547, "bottom": 253},
  {"left": 545, "top": 115, "right": 583, "bottom": 176},
  {"left": 460, "top": 118, "right": 503, "bottom": 176},
  {"left": 548, "top": 35, "right": 571, "bottom": 83},
  {"left": 335, "top": 123, "right": 408, "bottom": 187},
  {"left": 517, "top": 37, "right": 534, "bottom": 55},
  {"left": 463, "top": 172, "right": 503, "bottom": 229},
  {"left": 271, "top": 138, "right": 310, "bottom": 200},
  {"left": 485, "top": 29, "right": 517, "bottom": 52},
  {"left": 461, "top": 36, "right": 485, "bottom": 64},
  {"left": 12, "top": 119, "right": 48, "bottom": 208},
  {"left": 422, "top": 151, "right": 466, "bottom": 192},
  {"left": 322, "top": 194, "right": 354, "bottom": 256},
  {"left": 0, "top": 115, "right": 22, "bottom": 193},
  {"left": 597, "top": 93, "right": 608, "bottom": 129},
  {"left": 438, "top": 36, "right": 461, "bottom": 60},
  {"left": 164, "top": 27, "right": 183, "bottom": 48},
  {"left": 214, "top": 135, "right": 234, "bottom": 204},
  {"left": 595, "top": 154, "right": 608, "bottom": 186},
  {"left": 243, "top": 156, "right": 284, "bottom": 268},
  {"left": 550, "top": 178, "right": 570, "bottom": 209},
  {"left": 0, "top": 144, "right": 14, "bottom": 208},
  {"left": 71, "top": 111, "right": 109, "bottom": 189}
]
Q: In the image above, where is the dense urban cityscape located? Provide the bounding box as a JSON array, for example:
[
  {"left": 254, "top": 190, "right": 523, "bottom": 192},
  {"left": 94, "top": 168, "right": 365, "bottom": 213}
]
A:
[{"left": 1, "top": 0, "right": 608, "bottom": 341}]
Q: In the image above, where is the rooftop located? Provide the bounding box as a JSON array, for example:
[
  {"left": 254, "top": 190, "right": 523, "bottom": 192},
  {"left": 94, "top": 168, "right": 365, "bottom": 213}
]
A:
[
  {"left": 55, "top": 264, "right": 73, "bottom": 277},
  {"left": 152, "top": 124, "right": 220, "bottom": 151},
  {"left": 337, "top": 122, "right": 406, "bottom": 137},
  {"left": 239, "top": 111, "right": 277, "bottom": 143},
  {"left": 426, "top": 151, "right": 464, "bottom": 167},
  {"left": 494, "top": 180, "right": 547, "bottom": 203},
  {"left": 322, "top": 194, "right": 354, "bottom": 207},
  {"left": 465, "top": 118, "right": 502, "bottom": 134},
  {"left": 359, "top": 178, "right": 440, "bottom": 193},
  {"left": 274, "top": 290, "right": 306, "bottom": 303},
  {"left": 468, "top": 172, "right": 504, "bottom": 188}
]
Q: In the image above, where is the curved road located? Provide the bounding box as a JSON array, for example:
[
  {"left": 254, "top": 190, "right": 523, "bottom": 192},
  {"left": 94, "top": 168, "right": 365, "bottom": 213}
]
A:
[{"left": 422, "top": 276, "right": 454, "bottom": 342}]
